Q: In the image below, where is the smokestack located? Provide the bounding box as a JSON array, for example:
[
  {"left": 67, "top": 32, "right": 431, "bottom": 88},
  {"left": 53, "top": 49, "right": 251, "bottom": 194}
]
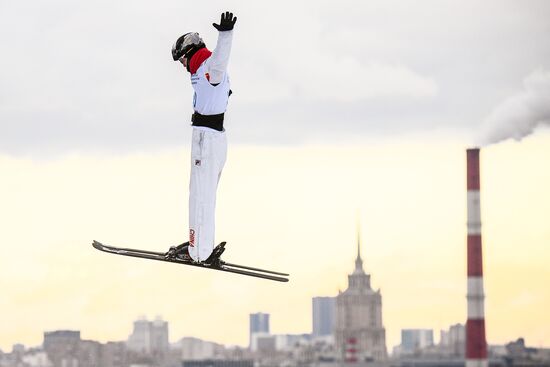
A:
[{"left": 466, "top": 148, "right": 488, "bottom": 367}]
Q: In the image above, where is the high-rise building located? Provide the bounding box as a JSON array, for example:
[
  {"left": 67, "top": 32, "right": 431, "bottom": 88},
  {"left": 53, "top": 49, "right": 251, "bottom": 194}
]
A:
[
  {"left": 440, "top": 323, "right": 466, "bottom": 357},
  {"left": 151, "top": 316, "right": 169, "bottom": 355},
  {"left": 400, "top": 329, "right": 434, "bottom": 353},
  {"left": 127, "top": 316, "right": 169, "bottom": 355},
  {"left": 250, "top": 313, "right": 270, "bottom": 334},
  {"left": 312, "top": 297, "right": 335, "bottom": 338},
  {"left": 127, "top": 317, "right": 151, "bottom": 353},
  {"left": 334, "top": 235, "right": 387, "bottom": 362},
  {"left": 249, "top": 313, "right": 270, "bottom": 350}
]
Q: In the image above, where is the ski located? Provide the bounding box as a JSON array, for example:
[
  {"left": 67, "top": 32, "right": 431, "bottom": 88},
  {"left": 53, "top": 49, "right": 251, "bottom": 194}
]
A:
[{"left": 92, "top": 240, "right": 289, "bottom": 282}]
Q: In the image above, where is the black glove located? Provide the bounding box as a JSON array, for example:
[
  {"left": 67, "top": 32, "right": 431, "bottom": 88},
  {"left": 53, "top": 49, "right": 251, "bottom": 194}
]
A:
[{"left": 212, "top": 11, "right": 237, "bottom": 32}]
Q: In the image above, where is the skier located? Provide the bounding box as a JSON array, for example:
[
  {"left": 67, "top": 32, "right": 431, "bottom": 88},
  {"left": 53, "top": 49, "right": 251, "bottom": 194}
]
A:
[{"left": 166, "top": 11, "right": 237, "bottom": 263}]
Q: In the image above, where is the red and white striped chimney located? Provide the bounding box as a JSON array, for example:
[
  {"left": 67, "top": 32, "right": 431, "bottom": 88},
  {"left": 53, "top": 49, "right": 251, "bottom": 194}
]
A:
[{"left": 466, "top": 148, "right": 488, "bottom": 367}]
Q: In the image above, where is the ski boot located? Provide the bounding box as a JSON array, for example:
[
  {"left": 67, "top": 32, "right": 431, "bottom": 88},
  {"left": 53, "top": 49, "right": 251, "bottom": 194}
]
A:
[{"left": 164, "top": 242, "right": 191, "bottom": 261}]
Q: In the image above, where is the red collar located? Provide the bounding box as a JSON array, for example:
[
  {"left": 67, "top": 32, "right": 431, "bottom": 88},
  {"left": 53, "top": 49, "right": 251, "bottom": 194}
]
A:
[{"left": 189, "top": 48, "right": 212, "bottom": 74}]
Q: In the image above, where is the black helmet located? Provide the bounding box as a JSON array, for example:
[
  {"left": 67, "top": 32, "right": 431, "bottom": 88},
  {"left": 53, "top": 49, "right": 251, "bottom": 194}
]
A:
[{"left": 172, "top": 32, "right": 205, "bottom": 65}]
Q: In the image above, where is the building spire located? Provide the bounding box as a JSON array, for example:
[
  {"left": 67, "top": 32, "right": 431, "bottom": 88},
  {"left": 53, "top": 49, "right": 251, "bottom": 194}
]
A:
[
  {"left": 357, "top": 227, "right": 361, "bottom": 258},
  {"left": 354, "top": 219, "right": 364, "bottom": 273}
]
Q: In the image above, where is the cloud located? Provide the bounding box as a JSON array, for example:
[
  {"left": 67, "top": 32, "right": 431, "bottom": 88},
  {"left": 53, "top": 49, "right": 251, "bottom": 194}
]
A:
[
  {"left": 293, "top": 58, "right": 438, "bottom": 102},
  {"left": 1, "top": 0, "right": 550, "bottom": 156}
]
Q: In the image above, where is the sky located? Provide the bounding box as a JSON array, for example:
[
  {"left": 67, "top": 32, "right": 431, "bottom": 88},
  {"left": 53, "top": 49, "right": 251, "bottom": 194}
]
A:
[{"left": 1, "top": 0, "right": 550, "bottom": 353}]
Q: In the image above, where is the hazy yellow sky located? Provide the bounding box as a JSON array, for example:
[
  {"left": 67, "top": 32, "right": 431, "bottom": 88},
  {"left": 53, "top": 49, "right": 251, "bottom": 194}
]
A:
[{"left": 1, "top": 132, "right": 549, "bottom": 352}]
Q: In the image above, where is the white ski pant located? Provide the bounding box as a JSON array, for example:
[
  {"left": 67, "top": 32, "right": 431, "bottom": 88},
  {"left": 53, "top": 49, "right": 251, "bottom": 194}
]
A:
[{"left": 188, "top": 127, "right": 227, "bottom": 262}]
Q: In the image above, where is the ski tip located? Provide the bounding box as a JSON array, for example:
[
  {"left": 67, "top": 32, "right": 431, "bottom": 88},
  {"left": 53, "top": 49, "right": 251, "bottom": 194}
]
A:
[{"left": 266, "top": 275, "right": 290, "bottom": 282}]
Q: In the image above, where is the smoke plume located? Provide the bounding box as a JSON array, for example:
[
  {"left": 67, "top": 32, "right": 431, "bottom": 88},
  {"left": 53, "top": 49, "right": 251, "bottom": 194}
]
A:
[{"left": 476, "top": 69, "right": 550, "bottom": 146}]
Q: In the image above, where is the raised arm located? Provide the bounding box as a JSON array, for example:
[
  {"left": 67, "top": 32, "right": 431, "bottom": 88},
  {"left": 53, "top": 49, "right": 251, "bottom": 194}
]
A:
[{"left": 207, "top": 12, "right": 237, "bottom": 84}]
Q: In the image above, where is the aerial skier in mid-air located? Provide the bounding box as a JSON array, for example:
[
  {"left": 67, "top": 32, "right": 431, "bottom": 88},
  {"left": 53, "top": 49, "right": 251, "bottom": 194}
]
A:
[
  {"left": 92, "top": 11, "right": 289, "bottom": 282},
  {"left": 166, "top": 11, "right": 237, "bottom": 264}
]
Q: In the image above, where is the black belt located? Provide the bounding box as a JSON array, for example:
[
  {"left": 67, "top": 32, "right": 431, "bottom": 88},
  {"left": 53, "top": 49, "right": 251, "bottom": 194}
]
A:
[{"left": 191, "top": 112, "right": 224, "bottom": 132}]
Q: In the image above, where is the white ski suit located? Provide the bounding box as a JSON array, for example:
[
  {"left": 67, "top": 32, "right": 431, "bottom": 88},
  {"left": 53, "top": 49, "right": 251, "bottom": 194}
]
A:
[{"left": 187, "top": 30, "right": 233, "bottom": 262}]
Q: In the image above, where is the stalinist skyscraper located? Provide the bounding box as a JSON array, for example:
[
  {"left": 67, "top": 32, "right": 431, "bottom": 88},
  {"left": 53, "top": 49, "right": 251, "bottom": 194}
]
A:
[{"left": 334, "top": 234, "right": 387, "bottom": 362}]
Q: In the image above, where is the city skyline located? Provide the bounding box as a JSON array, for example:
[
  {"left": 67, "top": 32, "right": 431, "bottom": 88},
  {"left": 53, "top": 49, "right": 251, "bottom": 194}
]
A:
[
  {"left": 0, "top": 314, "right": 528, "bottom": 354},
  {"left": 1, "top": 0, "right": 549, "bottom": 356},
  {"left": 4, "top": 317, "right": 549, "bottom": 367}
]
